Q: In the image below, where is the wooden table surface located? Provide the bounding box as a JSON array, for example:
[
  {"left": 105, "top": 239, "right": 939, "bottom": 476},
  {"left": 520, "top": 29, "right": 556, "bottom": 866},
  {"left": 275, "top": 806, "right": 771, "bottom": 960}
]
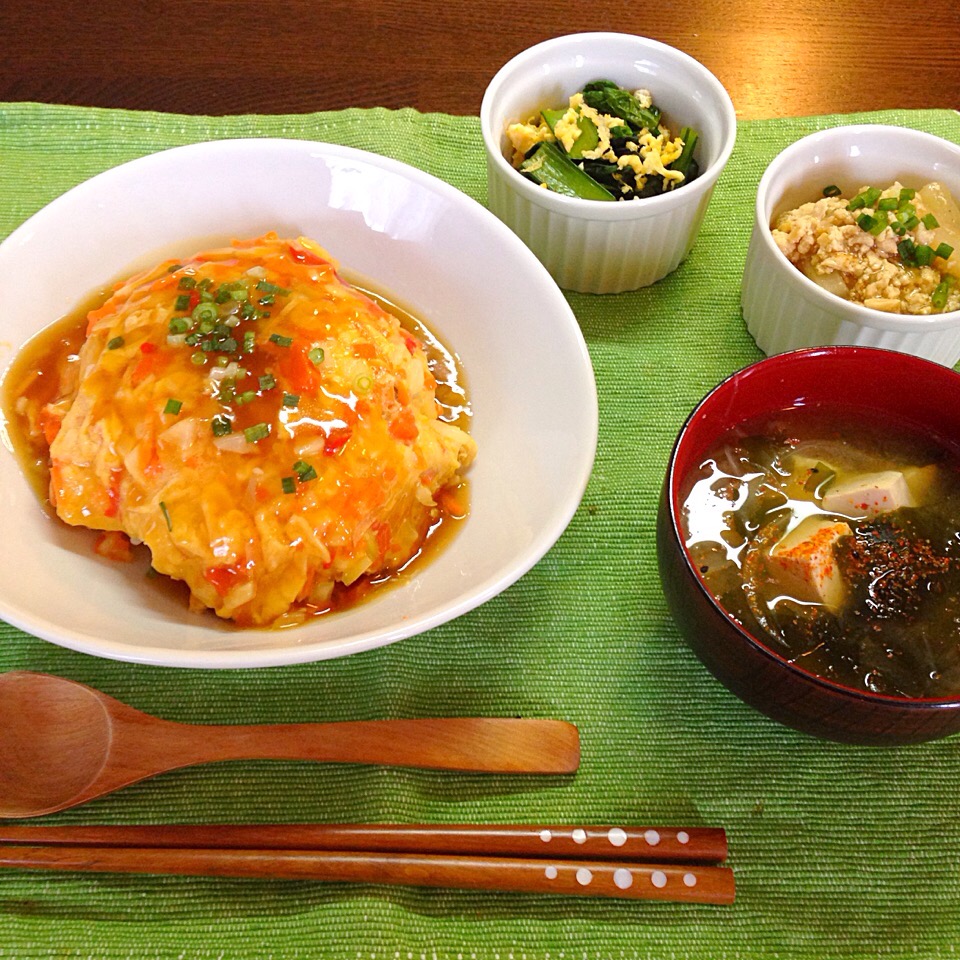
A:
[{"left": 3, "top": 0, "right": 958, "bottom": 120}]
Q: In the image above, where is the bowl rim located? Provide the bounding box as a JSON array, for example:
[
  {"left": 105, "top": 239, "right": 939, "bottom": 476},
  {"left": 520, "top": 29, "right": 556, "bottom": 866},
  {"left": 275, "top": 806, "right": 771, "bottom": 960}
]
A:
[
  {"left": 0, "top": 137, "right": 600, "bottom": 669},
  {"left": 479, "top": 31, "right": 738, "bottom": 222},
  {"left": 667, "top": 344, "right": 960, "bottom": 709},
  {"left": 752, "top": 124, "right": 960, "bottom": 332}
]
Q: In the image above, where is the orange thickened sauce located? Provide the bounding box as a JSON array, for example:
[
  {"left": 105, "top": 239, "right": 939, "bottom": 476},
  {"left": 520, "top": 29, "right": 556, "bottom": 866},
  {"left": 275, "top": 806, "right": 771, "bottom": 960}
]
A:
[{"left": 2, "top": 234, "right": 475, "bottom": 628}]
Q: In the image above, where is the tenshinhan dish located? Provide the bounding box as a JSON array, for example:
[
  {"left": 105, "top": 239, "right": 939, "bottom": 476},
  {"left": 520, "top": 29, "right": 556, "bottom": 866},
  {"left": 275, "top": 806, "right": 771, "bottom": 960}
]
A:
[{"left": 6, "top": 234, "right": 476, "bottom": 627}]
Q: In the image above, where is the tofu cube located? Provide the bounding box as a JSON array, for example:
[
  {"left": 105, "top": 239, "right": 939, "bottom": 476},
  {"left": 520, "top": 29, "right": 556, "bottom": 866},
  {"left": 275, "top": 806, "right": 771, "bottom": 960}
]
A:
[
  {"left": 769, "top": 516, "right": 852, "bottom": 611},
  {"left": 820, "top": 470, "right": 915, "bottom": 517}
]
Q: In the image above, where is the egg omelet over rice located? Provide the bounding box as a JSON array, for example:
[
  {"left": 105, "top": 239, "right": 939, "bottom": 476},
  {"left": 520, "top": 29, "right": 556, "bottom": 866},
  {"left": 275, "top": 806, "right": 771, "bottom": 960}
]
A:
[{"left": 36, "top": 234, "right": 476, "bottom": 626}]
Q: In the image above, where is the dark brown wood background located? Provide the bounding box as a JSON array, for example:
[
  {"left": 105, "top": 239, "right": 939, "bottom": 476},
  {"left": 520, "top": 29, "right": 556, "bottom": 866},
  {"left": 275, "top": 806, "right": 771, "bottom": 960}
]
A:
[{"left": 3, "top": 0, "right": 958, "bottom": 120}]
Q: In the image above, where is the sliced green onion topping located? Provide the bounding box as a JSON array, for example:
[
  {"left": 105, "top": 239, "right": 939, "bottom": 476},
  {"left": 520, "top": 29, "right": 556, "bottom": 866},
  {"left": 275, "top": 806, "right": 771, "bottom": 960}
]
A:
[
  {"left": 190, "top": 352, "right": 207, "bottom": 366},
  {"left": 107, "top": 336, "right": 125, "bottom": 350},
  {"left": 168, "top": 316, "right": 191, "bottom": 335},
  {"left": 256, "top": 279, "right": 291, "bottom": 296},
  {"left": 235, "top": 390, "right": 256, "bottom": 405},
  {"left": 270, "top": 333, "right": 293, "bottom": 347},
  {"left": 167, "top": 263, "right": 182, "bottom": 273},
  {"left": 293, "top": 459, "right": 318, "bottom": 482},
  {"left": 243, "top": 422, "right": 270, "bottom": 443},
  {"left": 877, "top": 197, "right": 898, "bottom": 212},
  {"left": 935, "top": 242, "right": 954, "bottom": 260},
  {"left": 281, "top": 476, "right": 296, "bottom": 494},
  {"left": 308, "top": 347, "right": 325, "bottom": 367},
  {"left": 175, "top": 293, "right": 192, "bottom": 311},
  {"left": 259, "top": 373, "right": 277, "bottom": 391},
  {"left": 922, "top": 213, "right": 940, "bottom": 229},
  {"left": 163, "top": 398, "right": 182, "bottom": 416},
  {"left": 178, "top": 276, "right": 196, "bottom": 290},
  {"left": 822, "top": 184, "right": 841, "bottom": 197},
  {"left": 211, "top": 414, "right": 232, "bottom": 436},
  {"left": 932, "top": 276, "right": 956, "bottom": 310},
  {"left": 282, "top": 393, "right": 300, "bottom": 408},
  {"left": 192, "top": 302, "right": 219, "bottom": 324}
]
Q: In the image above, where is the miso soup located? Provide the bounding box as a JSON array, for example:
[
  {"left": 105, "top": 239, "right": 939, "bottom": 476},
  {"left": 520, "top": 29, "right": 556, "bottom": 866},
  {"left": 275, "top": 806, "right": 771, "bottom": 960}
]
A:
[{"left": 681, "top": 405, "right": 960, "bottom": 700}]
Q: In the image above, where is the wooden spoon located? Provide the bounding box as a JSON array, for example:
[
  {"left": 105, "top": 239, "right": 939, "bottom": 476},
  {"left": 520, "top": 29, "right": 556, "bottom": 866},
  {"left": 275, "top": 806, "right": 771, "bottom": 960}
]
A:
[{"left": 0, "top": 671, "right": 580, "bottom": 818}]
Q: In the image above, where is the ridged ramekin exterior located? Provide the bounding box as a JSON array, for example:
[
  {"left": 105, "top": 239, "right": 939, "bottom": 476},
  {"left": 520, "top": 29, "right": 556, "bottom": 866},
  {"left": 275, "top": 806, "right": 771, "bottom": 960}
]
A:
[
  {"left": 487, "top": 158, "right": 716, "bottom": 294},
  {"left": 742, "top": 227, "right": 960, "bottom": 367}
]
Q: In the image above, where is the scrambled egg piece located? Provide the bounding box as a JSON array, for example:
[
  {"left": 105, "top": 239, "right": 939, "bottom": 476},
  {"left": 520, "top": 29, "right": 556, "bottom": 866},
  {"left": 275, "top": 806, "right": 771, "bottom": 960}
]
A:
[
  {"left": 44, "top": 234, "right": 476, "bottom": 626},
  {"left": 772, "top": 182, "right": 960, "bottom": 314},
  {"left": 505, "top": 118, "right": 554, "bottom": 166}
]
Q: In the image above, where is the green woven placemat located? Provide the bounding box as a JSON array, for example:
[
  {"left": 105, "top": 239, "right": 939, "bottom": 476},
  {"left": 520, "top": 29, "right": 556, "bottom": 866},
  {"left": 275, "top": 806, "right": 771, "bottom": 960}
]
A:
[{"left": 2, "top": 103, "right": 960, "bottom": 960}]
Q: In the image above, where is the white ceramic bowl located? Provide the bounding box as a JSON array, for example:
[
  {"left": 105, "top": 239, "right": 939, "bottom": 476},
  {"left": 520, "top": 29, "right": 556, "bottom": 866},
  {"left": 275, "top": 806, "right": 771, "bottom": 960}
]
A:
[
  {"left": 742, "top": 124, "right": 960, "bottom": 366},
  {"left": 0, "top": 139, "right": 598, "bottom": 668},
  {"left": 480, "top": 32, "right": 737, "bottom": 294}
]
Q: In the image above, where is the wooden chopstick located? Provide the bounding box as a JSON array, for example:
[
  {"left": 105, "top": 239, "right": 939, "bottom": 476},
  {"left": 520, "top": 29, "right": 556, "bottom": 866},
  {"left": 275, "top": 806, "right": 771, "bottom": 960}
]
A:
[
  {"left": 0, "top": 824, "right": 734, "bottom": 904},
  {"left": 0, "top": 845, "right": 734, "bottom": 904},
  {"left": 0, "top": 823, "right": 726, "bottom": 863}
]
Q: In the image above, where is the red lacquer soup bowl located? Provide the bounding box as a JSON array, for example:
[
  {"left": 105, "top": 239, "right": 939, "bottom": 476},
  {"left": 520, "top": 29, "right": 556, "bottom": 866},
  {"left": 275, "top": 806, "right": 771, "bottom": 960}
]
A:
[{"left": 657, "top": 346, "right": 960, "bottom": 744}]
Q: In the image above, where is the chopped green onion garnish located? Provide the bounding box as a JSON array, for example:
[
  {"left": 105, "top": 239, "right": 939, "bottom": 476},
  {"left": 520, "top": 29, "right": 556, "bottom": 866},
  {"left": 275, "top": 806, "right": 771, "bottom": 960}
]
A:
[
  {"left": 847, "top": 194, "right": 867, "bottom": 211},
  {"left": 235, "top": 390, "right": 256, "bottom": 405},
  {"left": 293, "top": 459, "right": 318, "bottom": 482},
  {"left": 192, "top": 302, "right": 218, "bottom": 324},
  {"left": 308, "top": 347, "right": 324, "bottom": 367},
  {"left": 166, "top": 263, "right": 182, "bottom": 273},
  {"left": 178, "top": 276, "right": 196, "bottom": 290},
  {"left": 822, "top": 184, "right": 841, "bottom": 197},
  {"left": 915, "top": 244, "right": 935, "bottom": 267},
  {"left": 168, "top": 316, "right": 191, "bottom": 335},
  {"left": 190, "top": 352, "right": 207, "bottom": 366},
  {"left": 898, "top": 187, "right": 916, "bottom": 205},
  {"left": 159, "top": 501, "right": 172, "bottom": 531},
  {"left": 868, "top": 214, "right": 889, "bottom": 236},
  {"left": 215, "top": 287, "right": 232, "bottom": 304},
  {"left": 175, "top": 293, "right": 192, "bottom": 311},
  {"left": 259, "top": 293, "right": 275, "bottom": 306},
  {"left": 163, "top": 398, "right": 182, "bottom": 416},
  {"left": 863, "top": 186, "right": 881, "bottom": 207},
  {"left": 243, "top": 331, "right": 256, "bottom": 351},
  {"left": 107, "top": 336, "right": 125, "bottom": 350},
  {"left": 270, "top": 333, "right": 293, "bottom": 347},
  {"left": 877, "top": 197, "right": 898, "bottom": 212},
  {"left": 932, "top": 276, "right": 956, "bottom": 310},
  {"left": 259, "top": 373, "right": 277, "bottom": 391},
  {"left": 256, "top": 279, "right": 291, "bottom": 296},
  {"left": 935, "top": 242, "right": 954, "bottom": 260},
  {"left": 857, "top": 213, "right": 877, "bottom": 232},
  {"left": 243, "top": 422, "right": 270, "bottom": 443},
  {"left": 282, "top": 393, "right": 300, "bottom": 408},
  {"left": 281, "top": 476, "right": 296, "bottom": 494},
  {"left": 922, "top": 213, "right": 940, "bottom": 229},
  {"left": 211, "top": 414, "right": 232, "bottom": 436},
  {"left": 198, "top": 277, "right": 213, "bottom": 291}
]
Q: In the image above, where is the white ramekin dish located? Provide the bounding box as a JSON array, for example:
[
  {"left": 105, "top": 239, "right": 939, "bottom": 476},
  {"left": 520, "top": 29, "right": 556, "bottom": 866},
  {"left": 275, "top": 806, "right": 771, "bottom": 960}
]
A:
[
  {"left": 741, "top": 124, "right": 960, "bottom": 367},
  {"left": 480, "top": 32, "right": 737, "bottom": 294}
]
